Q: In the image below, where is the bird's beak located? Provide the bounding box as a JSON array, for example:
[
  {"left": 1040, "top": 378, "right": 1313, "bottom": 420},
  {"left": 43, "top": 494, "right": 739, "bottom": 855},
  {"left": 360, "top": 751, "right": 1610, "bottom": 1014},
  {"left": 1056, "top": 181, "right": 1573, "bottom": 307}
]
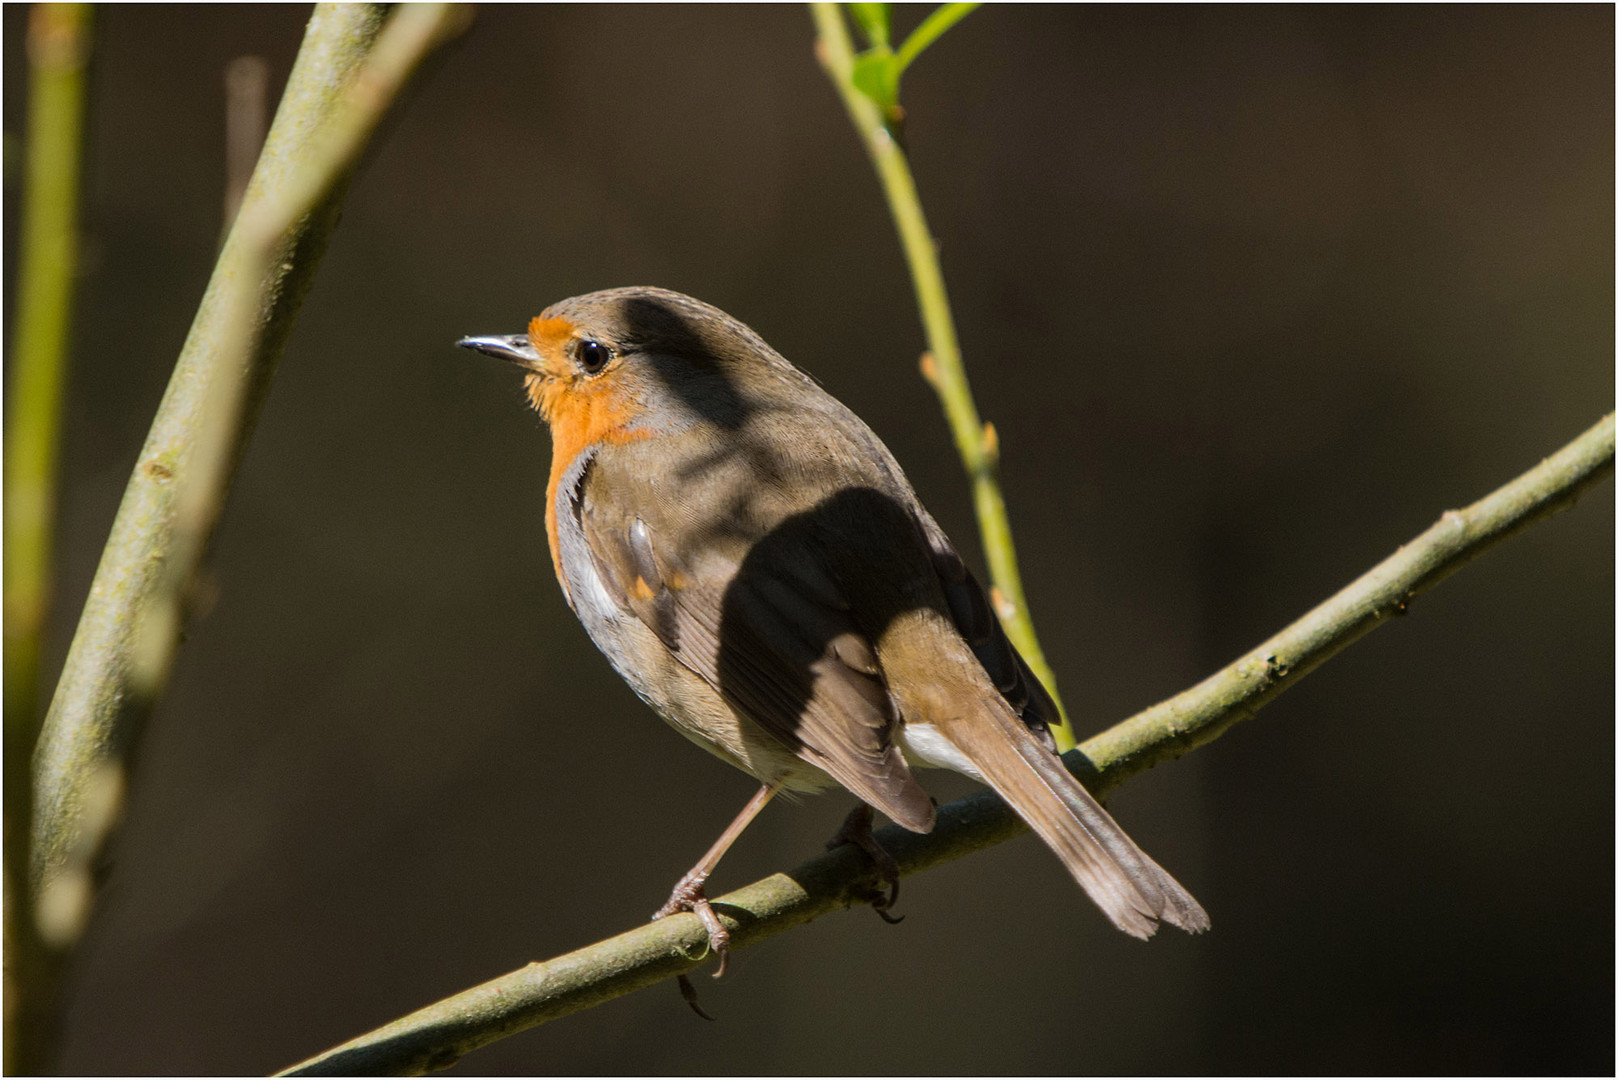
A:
[{"left": 456, "top": 333, "right": 542, "bottom": 368}]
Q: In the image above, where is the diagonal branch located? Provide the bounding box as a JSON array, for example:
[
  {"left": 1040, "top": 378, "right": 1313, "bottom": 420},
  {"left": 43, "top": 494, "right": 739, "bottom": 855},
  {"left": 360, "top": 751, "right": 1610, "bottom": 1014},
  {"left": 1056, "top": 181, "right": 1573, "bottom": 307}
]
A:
[
  {"left": 27, "top": 0, "right": 468, "bottom": 978},
  {"left": 279, "top": 413, "right": 1613, "bottom": 1077}
]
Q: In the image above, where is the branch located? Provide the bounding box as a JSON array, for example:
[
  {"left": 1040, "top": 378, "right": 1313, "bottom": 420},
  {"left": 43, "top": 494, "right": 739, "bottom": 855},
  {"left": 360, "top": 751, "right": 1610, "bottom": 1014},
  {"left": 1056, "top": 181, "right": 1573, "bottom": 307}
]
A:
[
  {"left": 4, "top": 6, "right": 91, "bottom": 1073},
  {"left": 280, "top": 414, "right": 1613, "bottom": 1077},
  {"left": 808, "top": 3, "right": 1077, "bottom": 750},
  {"left": 27, "top": 2, "right": 468, "bottom": 968}
]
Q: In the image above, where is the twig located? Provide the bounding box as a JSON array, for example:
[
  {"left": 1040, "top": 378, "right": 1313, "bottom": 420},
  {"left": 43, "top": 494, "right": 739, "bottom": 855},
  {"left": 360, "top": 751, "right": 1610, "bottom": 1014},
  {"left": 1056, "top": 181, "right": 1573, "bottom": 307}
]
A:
[
  {"left": 894, "top": 4, "right": 980, "bottom": 73},
  {"left": 279, "top": 413, "right": 1613, "bottom": 1077},
  {"left": 27, "top": 2, "right": 468, "bottom": 975},
  {"left": 808, "top": 3, "right": 1076, "bottom": 750},
  {"left": 3, "top": 6, "right": 92, "bottom": 1073}
]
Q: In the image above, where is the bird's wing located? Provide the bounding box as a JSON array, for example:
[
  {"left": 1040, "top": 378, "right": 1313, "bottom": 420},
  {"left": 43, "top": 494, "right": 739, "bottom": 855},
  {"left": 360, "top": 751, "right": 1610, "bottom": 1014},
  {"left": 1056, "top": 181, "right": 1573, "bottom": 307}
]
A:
[
  {"left": 573, "top": 457, "right": 936, "bottom": 833},
  {"left": 918, "top": 513, "right": 1062, "bottom": 749}
]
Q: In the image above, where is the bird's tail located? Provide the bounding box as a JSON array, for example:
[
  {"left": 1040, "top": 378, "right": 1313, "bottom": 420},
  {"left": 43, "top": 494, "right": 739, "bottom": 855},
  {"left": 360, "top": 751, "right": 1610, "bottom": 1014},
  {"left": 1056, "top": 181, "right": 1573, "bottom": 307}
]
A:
[{"left": 935, "top": 703, "right": 1209, "bottom": 938}]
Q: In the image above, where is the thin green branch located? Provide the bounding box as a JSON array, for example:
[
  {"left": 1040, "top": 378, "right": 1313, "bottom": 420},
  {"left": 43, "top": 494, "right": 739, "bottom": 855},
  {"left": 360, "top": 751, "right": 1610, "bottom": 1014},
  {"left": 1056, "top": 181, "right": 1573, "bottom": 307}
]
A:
[
  {"left": 27, "top": 3, "right": 468, "bottom": 972},
  {"left": 280, "top": 414, "right": 1613, "bottom": 1077},
  {"left": 3, "top": 4, "right": 87, "bottom": 705},
  {"left": 810, "top": 2, "right": 1076, "bottom": 750},
  {"left": 894, "top": 3, "right": 980, "bottom": 73},
  {"left": 3, "top": 7, "right": 91, "bottom": 1073}
]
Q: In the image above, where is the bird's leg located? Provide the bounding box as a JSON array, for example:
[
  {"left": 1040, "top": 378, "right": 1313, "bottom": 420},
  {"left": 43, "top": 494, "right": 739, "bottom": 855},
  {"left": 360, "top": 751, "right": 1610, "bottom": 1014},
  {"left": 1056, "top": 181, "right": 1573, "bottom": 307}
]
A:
[
  {"left": 826, "top": 802, "right": 903, "bottom": 923},
  {"left": 654, "top": 781, "right": 779, "bottom": 982}
]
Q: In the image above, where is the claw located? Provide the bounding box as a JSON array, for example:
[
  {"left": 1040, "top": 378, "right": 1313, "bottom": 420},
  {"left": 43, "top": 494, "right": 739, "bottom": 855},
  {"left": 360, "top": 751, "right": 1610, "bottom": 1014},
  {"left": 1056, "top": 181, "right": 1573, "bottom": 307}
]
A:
[
  {"left": 653, "top": 783, "right": 780, "bottom": 1017},
  {"left": 677, "top": 974, "right": 718, "bottom": 1021},
  {"left": 654, "top": 871, "right": 732, "bottom": 980},
  {"left": 827, "top": 803, "right": 904, "bottom": 920}
]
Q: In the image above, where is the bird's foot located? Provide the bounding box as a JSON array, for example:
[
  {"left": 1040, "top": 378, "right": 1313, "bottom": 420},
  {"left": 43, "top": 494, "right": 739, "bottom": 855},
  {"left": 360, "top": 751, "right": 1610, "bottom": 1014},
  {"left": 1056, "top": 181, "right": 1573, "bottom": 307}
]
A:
[
  {"left": 826, "top": 803, "right": 903, "bottom": 923},
  {"left": 654, "top": 870, "right": 732, "bottom": 979}
]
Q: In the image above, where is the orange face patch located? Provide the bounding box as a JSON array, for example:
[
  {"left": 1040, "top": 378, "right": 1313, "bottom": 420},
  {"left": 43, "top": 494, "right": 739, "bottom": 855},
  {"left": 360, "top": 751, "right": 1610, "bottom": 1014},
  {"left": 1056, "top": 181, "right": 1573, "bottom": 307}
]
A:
[
  {"left": 525, "top": 318, "right": 650, "bottom": 595},
  {"left": 528, "top": 315, "right": 576, "bottom": 361}
]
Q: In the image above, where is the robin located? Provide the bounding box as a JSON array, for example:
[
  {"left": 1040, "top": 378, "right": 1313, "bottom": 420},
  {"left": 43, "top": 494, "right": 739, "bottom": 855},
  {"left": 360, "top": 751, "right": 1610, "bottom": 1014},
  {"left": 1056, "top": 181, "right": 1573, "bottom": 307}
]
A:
[{"left": 458, "top": 287, "right": 1207, "bottom": 978}]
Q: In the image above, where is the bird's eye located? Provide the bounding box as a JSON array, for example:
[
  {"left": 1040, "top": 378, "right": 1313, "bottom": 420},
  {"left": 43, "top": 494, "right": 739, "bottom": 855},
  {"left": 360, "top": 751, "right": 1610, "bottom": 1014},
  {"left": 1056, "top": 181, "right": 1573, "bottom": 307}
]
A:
[{"left": 574, "top": 338, "right": 612, "bottom": 374}]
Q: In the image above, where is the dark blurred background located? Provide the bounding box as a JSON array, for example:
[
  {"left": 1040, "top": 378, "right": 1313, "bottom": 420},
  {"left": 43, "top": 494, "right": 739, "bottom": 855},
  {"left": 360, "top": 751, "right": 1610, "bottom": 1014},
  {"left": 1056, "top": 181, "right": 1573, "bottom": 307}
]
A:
[{"left": 4, "top": 4, "right": 1612, "bottom": 1074}]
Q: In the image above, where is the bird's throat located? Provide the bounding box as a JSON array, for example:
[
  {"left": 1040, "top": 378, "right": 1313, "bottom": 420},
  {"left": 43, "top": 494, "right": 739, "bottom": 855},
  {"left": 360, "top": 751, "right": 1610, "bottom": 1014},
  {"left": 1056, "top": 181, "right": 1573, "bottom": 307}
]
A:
[{"left": 535, "top": 374, "right": 651, "bottom": 595}]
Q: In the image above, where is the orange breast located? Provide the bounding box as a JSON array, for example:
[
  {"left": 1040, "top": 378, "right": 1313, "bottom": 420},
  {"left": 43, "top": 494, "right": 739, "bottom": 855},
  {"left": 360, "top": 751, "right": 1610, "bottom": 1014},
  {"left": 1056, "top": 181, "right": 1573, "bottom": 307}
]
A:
[{"left": 525, "top": 318, "right": 650, "bottom": 597}]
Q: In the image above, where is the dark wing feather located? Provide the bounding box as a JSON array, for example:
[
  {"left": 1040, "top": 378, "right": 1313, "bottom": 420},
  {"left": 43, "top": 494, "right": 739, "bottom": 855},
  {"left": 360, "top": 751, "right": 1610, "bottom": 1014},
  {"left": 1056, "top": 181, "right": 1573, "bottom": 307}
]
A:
[
  {"left": 920, "top": 514, "right": 1060, "bottom": 750},
  {"left": 580, "top": 497, "right": 936, "bottom": 832}
]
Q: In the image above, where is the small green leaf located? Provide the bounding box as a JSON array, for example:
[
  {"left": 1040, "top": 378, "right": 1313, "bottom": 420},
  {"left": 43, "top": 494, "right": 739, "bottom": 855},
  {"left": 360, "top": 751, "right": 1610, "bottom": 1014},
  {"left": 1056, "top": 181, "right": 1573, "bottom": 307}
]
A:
[
  {"left": 850, "top": 47, "right": 899, "bottom": 112},
  {"left": 846, "top": 3, "right": 891, "bottom": 49}
]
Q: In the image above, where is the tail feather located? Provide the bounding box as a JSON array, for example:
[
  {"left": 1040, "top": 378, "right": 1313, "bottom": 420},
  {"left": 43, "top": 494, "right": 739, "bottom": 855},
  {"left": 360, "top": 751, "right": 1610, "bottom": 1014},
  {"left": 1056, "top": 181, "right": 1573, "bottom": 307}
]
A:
[{"left": 936, "top": 703, "right": 1209, "bottom": 938}]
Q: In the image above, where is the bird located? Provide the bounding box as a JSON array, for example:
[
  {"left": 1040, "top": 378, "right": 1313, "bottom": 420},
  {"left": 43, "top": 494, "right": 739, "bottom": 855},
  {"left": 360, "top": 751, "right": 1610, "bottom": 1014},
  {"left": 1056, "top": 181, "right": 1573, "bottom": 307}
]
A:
[{"left": 458, "top": 286, "right": 1208, "bottom": 977}]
